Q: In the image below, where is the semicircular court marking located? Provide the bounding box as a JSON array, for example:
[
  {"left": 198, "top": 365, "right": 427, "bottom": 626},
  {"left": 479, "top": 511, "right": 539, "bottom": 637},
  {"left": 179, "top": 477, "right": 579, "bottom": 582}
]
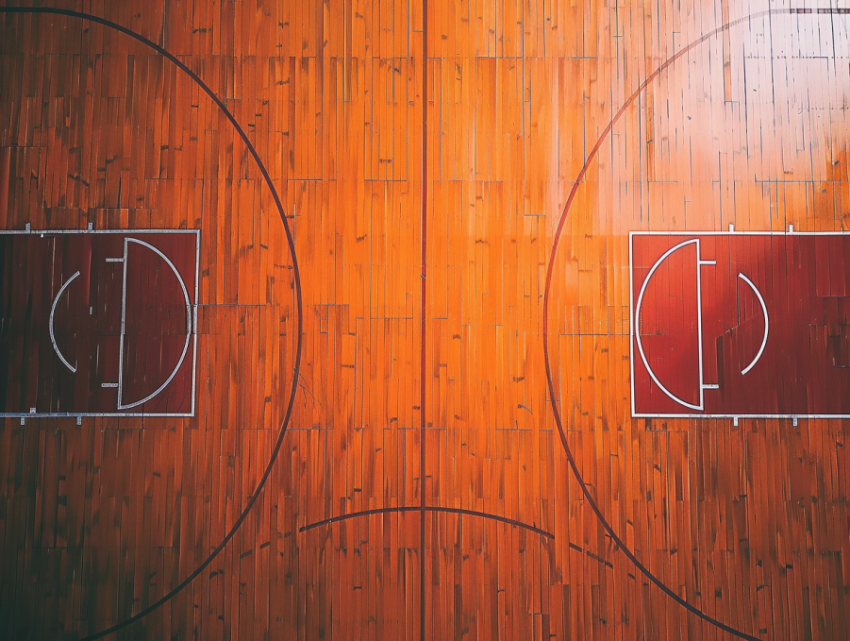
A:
[
  {"left": 117, "top": 238, "right": 193, "bottom": 410},
  {"left": 0, "top": 8, "right": 304, "bottom": 641},
  {"left": 738, "top": 272, "right": 769, "bottom": 376},
  {"left": 49, "top": 270, "right": 81, "bottom": 373},
  {"left": 633, "top": 239, "right": 702, "bottom": 411}
]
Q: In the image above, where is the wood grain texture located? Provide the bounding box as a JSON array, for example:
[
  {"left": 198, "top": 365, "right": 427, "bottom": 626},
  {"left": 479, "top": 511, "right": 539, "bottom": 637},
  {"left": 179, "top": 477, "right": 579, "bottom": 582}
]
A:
[{"left": 0, "top": 1, "right": 849, "bottom": 640}]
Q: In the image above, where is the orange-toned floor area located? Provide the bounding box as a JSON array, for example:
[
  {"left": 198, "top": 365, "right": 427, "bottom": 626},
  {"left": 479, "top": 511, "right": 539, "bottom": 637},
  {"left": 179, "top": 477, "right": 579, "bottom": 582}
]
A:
[{"left": 1, "top": 1, "right": 850, "bottom": 640}]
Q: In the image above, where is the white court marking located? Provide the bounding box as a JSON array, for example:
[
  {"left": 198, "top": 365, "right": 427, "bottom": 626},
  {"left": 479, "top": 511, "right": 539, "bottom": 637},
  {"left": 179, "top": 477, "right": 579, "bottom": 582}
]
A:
[
  {"left": 116, "top": 238, "right": 193, "bottom": 411},
  {"left": 48, "top": 270, "right": 80, "bottom": 373},
  {"left": 738, "top": 273, "right": 769, "bottom": 376},
  {"left": 633, "top": 239, "right": 705, "bottom": 411}
]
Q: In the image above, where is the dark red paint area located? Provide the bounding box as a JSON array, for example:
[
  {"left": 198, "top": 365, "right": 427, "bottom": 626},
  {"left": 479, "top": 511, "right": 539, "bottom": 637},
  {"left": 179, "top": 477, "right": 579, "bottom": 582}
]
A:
[
  {"left": 631, "top": 232, "right": 850, "bottom": 417},
  {"left": 0, "top": 231, "right": 198, "bottom": 416}
]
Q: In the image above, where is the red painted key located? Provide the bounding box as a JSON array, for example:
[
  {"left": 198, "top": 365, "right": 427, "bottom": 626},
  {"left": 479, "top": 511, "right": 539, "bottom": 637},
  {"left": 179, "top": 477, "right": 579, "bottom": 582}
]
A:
[
  {"left": 0, "top": 229, "right": 199, "bottom": 417},
  {"left": 630, "top": 231, "right": 850, "bottom": 418}
]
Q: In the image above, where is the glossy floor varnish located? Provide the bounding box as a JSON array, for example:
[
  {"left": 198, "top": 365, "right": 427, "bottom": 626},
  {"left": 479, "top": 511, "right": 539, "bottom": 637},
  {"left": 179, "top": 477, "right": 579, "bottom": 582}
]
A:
[{"left": 1, "top": 1, "right": 849, "bottom": 640}]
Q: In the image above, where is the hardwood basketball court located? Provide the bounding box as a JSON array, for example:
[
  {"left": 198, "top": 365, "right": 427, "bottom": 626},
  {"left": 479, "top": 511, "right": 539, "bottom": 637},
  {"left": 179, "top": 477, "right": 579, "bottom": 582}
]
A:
[{"left": 1, "top": 2, "right": 849, "bottom": 640}]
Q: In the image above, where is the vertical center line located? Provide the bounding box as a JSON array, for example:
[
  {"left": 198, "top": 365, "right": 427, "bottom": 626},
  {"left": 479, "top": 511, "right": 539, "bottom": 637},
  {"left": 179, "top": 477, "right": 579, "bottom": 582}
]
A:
[{"left": 419, "top": 0, "right": 428, "bottom": 638}]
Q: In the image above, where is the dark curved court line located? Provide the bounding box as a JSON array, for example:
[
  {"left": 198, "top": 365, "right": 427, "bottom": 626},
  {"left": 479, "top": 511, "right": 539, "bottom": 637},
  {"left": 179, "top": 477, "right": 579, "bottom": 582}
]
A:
[
  {"left": 300, "top": 506, "right": 555, "bottom": 539},
  {"left": 542, "top": 8, "right": 846, "bottom": 641},
  {"left": 0, "top": 7, "right": 304, "bottom": 641}
]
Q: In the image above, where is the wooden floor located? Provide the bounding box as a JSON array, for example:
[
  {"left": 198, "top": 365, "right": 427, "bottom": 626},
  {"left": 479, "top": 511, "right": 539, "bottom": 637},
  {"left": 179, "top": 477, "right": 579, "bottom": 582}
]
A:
[{"left": 1, "top": 1, "right": 850, "bottom": 639}]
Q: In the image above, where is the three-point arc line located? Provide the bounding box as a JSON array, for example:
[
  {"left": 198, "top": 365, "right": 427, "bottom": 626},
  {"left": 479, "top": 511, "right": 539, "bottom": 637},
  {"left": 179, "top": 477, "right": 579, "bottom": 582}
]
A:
[
  {"left": 542, "top": 8, "right": 849, "bottom": 641},
  {"left": 0, "top": 8, "right": 306, "bottom": 641}
]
